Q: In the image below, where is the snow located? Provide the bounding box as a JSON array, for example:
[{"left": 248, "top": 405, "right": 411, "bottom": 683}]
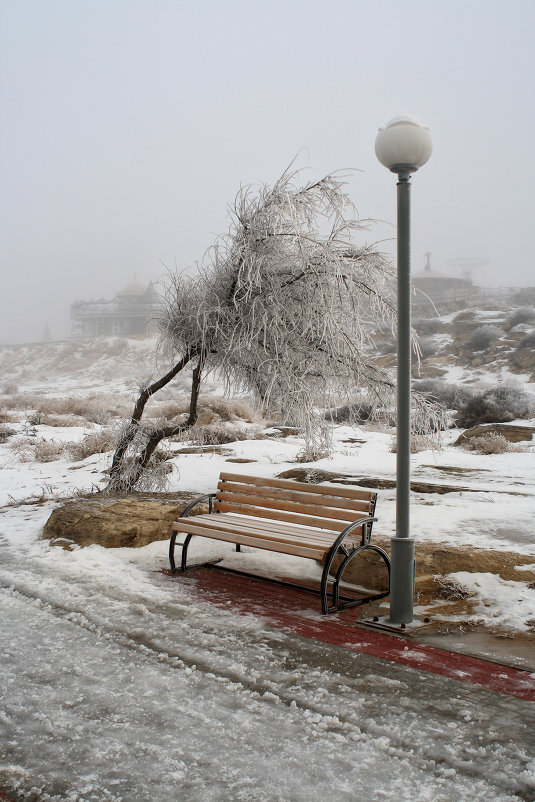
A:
[
  {"left": 446, "top": 572, "right": 535, "bottom": 633},
  {"left": 1, "top": 336, "right": 535, "bottom": 799},
  {"left": 1, "top": 529, "right": 535, "bottom": 801}
]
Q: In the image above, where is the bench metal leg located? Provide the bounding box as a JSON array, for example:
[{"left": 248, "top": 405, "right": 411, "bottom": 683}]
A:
[
  {"left": 321, "top": 543, "right": 391, "bottom": 614},
  {"left": 169, "top": 532, "right": 193, "bottom": 573},
  {"left": 170, "top": 532, "right": 223, "bottom": 574}
]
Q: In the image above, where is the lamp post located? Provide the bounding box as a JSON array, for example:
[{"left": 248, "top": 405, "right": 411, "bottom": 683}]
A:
[{"left": 375, "top": 114, "right": 432, "bottom": 624}]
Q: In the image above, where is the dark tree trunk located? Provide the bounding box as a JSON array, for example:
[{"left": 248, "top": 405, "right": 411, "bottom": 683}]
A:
[{"left": 107, "top": 346, "right": 201, "bottom": 491}]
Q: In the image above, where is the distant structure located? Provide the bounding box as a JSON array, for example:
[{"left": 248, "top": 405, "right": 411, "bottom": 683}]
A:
[
  {"left": 412, "top": 253, "right": 474, "bottom": 307},
  {"left": 71, "top": 280, "right": 159, "bottom": 338}
]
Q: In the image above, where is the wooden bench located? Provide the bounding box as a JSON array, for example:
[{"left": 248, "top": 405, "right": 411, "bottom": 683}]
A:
[{"left": 169, "top": 472, "right": 390, "bottom": 614}]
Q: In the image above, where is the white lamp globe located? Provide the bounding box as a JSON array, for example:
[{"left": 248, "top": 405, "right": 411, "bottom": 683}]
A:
[{"left": 375, "top": 114, "right": 432, "bottom": 174}]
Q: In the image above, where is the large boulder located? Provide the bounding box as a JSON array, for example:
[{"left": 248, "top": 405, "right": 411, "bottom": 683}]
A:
[
  {"left": 43, "top": 493, "right": 201, "bottom": 549},
  {"left": 455, "top": 423, "right": 535, "bottom": 445}
]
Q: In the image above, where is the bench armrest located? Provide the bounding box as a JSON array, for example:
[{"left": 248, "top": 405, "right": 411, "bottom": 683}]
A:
[
  {"left": 179, "top": 493, "right": 217, "bottom": 518},
  {"left": 338, "top": 515, "right": 377, "bottom": 547}
]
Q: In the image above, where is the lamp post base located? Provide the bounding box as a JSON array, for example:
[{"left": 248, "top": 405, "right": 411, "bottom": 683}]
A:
[{"left": 389, "top": 537, "right": 415, "bottom": 624}]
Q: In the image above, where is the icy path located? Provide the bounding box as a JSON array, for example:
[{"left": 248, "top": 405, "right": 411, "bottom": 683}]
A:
[{"left": 1, "top": 533, "right": 535, "bottom": 801}]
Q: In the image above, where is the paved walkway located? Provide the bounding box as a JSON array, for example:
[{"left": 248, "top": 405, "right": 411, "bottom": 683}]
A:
[{"left": 166, "top": 566, "right": 535, "bottom": 701}]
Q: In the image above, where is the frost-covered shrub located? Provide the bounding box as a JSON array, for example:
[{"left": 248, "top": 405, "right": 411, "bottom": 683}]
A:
[
  {"left": 151, "top": 395, "right": 257, "bottom": 424},
  {"left": 413, "top": 318, "right": 442, "bottom": 336},
  {"left": 9, "top": 436, "right": 65, "bottom": 462},
  {"left": 123, "top": 448, "right": 174, "bottom": 492},
  {"left": 390, "top": 434, "right": 437, "bottom": 453},
  {"left": 375, "top": 337, "right": 397, "bottom": 356},
  {"left": 9, "top": 438, "right": 34, "bottom": 462},
  {"left": 200, "top": 396, "right": 257, "bottom": 423},
  {"left": 461, "top": 433, "right": 528, "bottom": 455},
  {"left": 290, "top": 447, "right": 329, "bottom": 464},
  {"left": 468, "top": 325, "right": 504, "bottom": 351},
  {"left": 192, "top": 423, "right": 263, "bottom": 445},
  {"left": 34, "top": 439, "right": 66, "bottom": 462},
  {"left": 0, "top": 423, "right": 16, "bottom": 442},
  {"left": 325, "top": 402, "right": 373, "bottom": 424},
  {"left": 460, "top": 433, "right": 509, "bottom": 455},
  {"left": 453, "top": 310, "right": 477, "bottom": 323},
  {"left": 37, "top": 413, "right": 87, "bottom": 428},
  {"left": 1, "top": 382, "right": 18, "bottom": 395},
  {"left": 293, "top": 445, "right": 330, "bottom": 463},
  {"left": 414, "top": 380, "right": 474, "bottom": 410},
  {"left": 508, "top": 307, "right": 535, "bottom": 328},
  {"left": 436, "top": 576, "right": 471, "bottom": 600},
  {"left": 456, "top": 386, "right": 535, "bottom": 428},
  {"left": 417, "top": 337, "right": 441, "bottom": 359},
  {"left": 148, "top": 399, "right": 189, "bottom": 421},
  {"left": 0, "top": 393, "right": 130, "bottom": 421},
  {"left": 517, "top": 331, "right": 535, "bottom": 351}
]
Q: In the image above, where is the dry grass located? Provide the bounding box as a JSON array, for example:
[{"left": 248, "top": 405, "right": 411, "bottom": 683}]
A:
[
  {"left": 201, "top": 396, "right": 257, "bottom": 422},
  {"left": 435, "top": 576, "right": 472, "bottom": 600},
  {"left": 2, "top": 391, "right": 258, "bottom": 427},
  {"left": 2, "top": 392, "right": 132, "bottom": 421},
  {"left": 390, "top": 434, "right": 437, "bottom": 454},
  {"left": 147, "top": 395, "right": 258, "bottom": 425},
  {"left": 191, "top": 422, "right": 262, "bottom": 445},
  {"left": 9, "top": 427, "right": 116, "bottom": 463},
  {"left": 9, "top": 437, "right": 66, "bottom": 463},
  {"left": 9, "top": 438, "right": 39, "bottom": 462},
  {"left": 460, "top": 433, "right": 529, "bottom": 455},
  {"left": 0, "top": 423, "right": 17, "bottom": 443},
  {"left": 292, "top": 446, "right": 330, "bottom": 463},
  {"left": 31, "top": 412, "right": 88, "bottom": 428},
  {"left": 67, "top": 429, "right": 116, "bottom": 461},
  {"left": 34, "top": 439, "right": 66, "bottom": 462},
  {"left": 148, "top": 399, "right": 190, "bottom": 421}
]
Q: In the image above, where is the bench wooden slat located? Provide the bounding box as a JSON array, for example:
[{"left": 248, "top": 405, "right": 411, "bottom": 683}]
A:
[
  {"left": 172, "top": 518, "right": 329, "bottom": 560},
  {"left": 215, "top": 481, "right": 372, "bottom": 514},
  {"left": 215, "top": 491, "right": 365, "bottom": 524},
  {"left": 219, "top": 472, "right": 375, "bottom": 502},
  {"left": 173, "top": 513, "right": 344, "bottom": 547},
  {"left": 212, "top": 500, "right": 350, "bottom": 532}
]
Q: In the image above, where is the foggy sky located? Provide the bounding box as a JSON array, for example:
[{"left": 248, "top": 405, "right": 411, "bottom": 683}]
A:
[{"left": 1, "top": 0, "right": 534, "bottom": 343}]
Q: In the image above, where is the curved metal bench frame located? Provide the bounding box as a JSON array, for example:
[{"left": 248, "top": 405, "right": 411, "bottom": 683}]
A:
[
  {"left": 169, "top": 493, "right": 218, "bottom": 574},
  {"left": 320, "top": 517, "right": 391, "bottom": 614},
  {"left": 169, "top": 494, "right": 391, "bottom": 615}
]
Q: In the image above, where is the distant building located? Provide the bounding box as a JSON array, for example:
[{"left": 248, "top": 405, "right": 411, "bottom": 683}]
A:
[
  {"left": 412, "top": 253, "right": 474, "bottom": 306},
  {"left": 71, "top": 280, "right": 159, "bottom": 338}
]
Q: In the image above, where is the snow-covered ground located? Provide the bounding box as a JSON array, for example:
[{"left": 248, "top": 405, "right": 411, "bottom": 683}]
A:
[
  {"left": 2, "top": 421, "right": 534, "bottom": 634},
  {"left": 2, "top": 515, "right": 535, "bottom": 801},
  {"left": 1, "top": 335, "right": 535, "bottom": 800}
]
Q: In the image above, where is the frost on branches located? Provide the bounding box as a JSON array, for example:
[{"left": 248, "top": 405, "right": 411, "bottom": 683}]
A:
[{"left": 108, "top": 167, "right": 442, "bottom": 492}]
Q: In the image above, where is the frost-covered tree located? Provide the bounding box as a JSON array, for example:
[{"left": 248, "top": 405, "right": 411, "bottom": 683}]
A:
[{"left": 108, "top": 166, "right": 440, "bottom": 492}]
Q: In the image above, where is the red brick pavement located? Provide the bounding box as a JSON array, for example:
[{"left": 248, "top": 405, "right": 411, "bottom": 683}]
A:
[{"left": 164, "top": 566, "right": 535, "bottom": 702}]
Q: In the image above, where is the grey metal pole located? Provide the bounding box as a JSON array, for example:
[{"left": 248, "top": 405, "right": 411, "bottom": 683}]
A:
[{"left": 389, "top": 171, "right": 415, "bottom": 624}]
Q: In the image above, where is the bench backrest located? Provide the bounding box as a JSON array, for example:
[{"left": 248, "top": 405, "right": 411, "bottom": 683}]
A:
[{"left": 214, "top": 472, "right": 377, "bottom": 534}]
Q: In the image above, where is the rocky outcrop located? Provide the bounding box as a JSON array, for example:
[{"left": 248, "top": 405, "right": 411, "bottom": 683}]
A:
[
  {"left": 511, "top": 346, "right": 535, "bottom": 376},
  {"left": 455, "top": 423, "right": 535, "bottom": 445},
  {"left": 43, "top": 493, "right": 200, "bottom": 549},
  {"left": 276, "top": 469, "right": 474, "bottom": 494},
  {"left": 340, "top": 536, "right": 535, "bottom": 599}
]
